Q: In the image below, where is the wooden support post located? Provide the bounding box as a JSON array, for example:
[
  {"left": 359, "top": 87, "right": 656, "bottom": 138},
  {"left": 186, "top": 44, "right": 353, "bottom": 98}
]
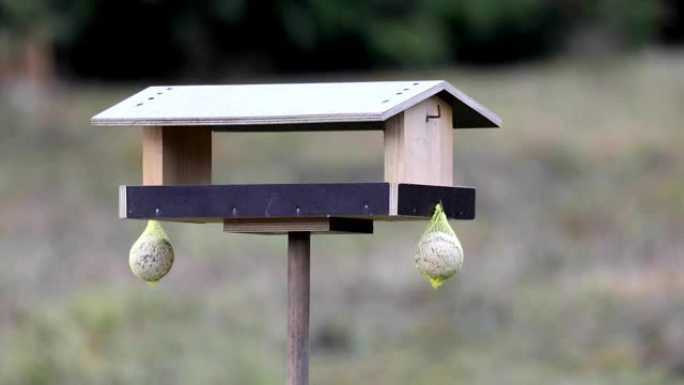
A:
[
  {"left": 287, "top": 232, "right": 310, "bottom": 385},
  {"left": 383, "top": 96, "right": 453, "bottom": 186},
  {"left": 142, "top": 126, "right": 212, "bottom": 185}
]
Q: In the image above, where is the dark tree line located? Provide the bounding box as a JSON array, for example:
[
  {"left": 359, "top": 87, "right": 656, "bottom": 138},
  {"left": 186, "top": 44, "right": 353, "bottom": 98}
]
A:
[{"left": 0, "top": 0, "right": 682, "bottom": 80}]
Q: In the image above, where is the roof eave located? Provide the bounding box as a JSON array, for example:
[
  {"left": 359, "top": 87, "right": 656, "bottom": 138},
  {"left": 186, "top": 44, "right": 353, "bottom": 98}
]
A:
[{"left": 380, "top": 81, "right": 501, "bottom": 128}]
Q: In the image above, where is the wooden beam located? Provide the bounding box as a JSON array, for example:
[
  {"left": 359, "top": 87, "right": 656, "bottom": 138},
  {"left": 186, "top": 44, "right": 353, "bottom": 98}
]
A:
[
  {"left": 142, "top": 126, "right": 212, "bottom": 185},
  {"left": 287, "top": 232, "right": 310, "bottom": 385},
  {"left": 223, "top": 217, "right": 373, "bottom": 234},
  {"left": 384, "top": 96, "right": 453, "bottom": 186},
  {"left": 119, "top": 183, "right": 475, "bottom": 221}
]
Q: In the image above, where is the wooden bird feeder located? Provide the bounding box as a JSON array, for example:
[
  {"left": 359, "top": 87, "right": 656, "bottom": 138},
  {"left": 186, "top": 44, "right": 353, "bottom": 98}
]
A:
[{"left": 92, "top": 80, "right": 500, "bottom": 385}]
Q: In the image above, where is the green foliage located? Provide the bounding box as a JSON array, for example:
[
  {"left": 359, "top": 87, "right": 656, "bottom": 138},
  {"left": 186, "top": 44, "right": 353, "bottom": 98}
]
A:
[
  {"left": 366, "top": 16, "right": 450, "bottom": 66},
  {"left": 0, "top": 0, "right": 93, "bottom": 44},
  {"left": 439, "top": 0, "right": 566, "bottom": 62},
  {"left": 0, "top": 0, "right": 671, "bottom": 76},
  {"left": 0, "top": 0, "right": 49, "bottom": 30},
  {"left": 267, "top": 0, "right": 665, "bottom": 66},
  {"left": 272, "top": 0, "right": 566, "bottom": 66}
]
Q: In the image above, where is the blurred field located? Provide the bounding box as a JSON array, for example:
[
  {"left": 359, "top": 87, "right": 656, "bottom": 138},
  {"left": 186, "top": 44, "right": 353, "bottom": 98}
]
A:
[{"left": 1, "top": 49, "right": 683, "bottom": 384}]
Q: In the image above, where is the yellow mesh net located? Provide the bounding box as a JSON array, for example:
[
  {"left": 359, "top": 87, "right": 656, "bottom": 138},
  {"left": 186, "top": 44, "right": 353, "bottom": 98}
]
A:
[{"left": 415, "top": 204, "right": 463, "bottom": 289}]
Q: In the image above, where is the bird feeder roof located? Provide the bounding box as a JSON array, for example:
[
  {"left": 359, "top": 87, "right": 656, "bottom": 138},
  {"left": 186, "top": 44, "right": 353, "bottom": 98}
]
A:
[{"left": 91, "top": 80, "right": 500, "bottom": 130}]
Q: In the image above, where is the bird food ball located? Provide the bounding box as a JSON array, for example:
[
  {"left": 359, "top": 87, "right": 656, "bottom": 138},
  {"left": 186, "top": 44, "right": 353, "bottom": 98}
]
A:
[
  {"left": 129, "top": 220, "right": 175, "bottom": 284},
  {"left": 415, "top": 204, "right": 463, "bottom": 289}
]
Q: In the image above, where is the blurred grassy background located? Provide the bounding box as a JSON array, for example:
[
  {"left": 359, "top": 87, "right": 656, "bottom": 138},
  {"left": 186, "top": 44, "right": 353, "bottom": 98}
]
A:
[
  {"left": 1, "top": 0, "right": 684, "bottom": 384},
  {"left": 1, "top": 50, "right": 683, "bottom": 384}
]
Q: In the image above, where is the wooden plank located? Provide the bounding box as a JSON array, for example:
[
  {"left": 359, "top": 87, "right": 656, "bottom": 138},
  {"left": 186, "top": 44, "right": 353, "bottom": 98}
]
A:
[
  {"left": 91, "top": 81, "right": 501, "bottom": 129},
  {"left": 384, "top": 96, "right": 453, "bottom": 186},
  {"left": 142, "top": 126, "right": 212, "bottom": 185},
  {"left": 119, "top": 185, "right": 127, "bottom": 218},
  {"left": 383, "top": 115, "right": 404, "bottom": 187},
  {"left": 433, "top": 98, "right": 454, "bottom": 184},
  {"left": 223, "top": 217, "right": 373, "bottom": 234},
  {"left": 142, "top": 126, "right": 164, "bottom": 185},
  {"left": 225, "top": 218, "right": 329, "bottom": 233},
  {"left": 388, "top": 183, "right": 398, "bottom": 216},
  {"left": 123, "top": 183, "right": 390, "bottom": 219},
  {"left": 119, "top": 183, "right": 475, "bottom": 220},
  {"left": 287, "top": 232, "right": 310, "bottom": 385}
]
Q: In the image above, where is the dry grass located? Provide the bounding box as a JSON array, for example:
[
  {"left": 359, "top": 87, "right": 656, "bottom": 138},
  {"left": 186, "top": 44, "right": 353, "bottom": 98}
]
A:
[{"left": 0, "top": 49, "right": 683, "bottom": 384}]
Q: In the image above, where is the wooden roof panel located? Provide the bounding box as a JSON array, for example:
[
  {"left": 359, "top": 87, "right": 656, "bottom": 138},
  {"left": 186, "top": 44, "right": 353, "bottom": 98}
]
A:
[{"left": 92, "top": 81, "right": 500, "bottom": 129}]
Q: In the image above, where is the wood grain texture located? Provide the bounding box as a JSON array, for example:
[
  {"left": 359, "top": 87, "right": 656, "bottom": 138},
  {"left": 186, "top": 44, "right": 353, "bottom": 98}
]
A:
[
  {"left": 223, "top": 217, "right": 373, "bottom": 234},
  {"left": 142, "top": 126, "right": 212, "bottom": 185},
  {"left": 288, "top": 232, "right": 310, "bottom": 385},
  {"left": 120, "top": 183, "right": 475, "bottom": 221},
  {"left": 384, "top": 96, "right": 453, "bottom": 186},
  {"left": 91, "top": 81, "right": 501, "bottom": 129}
]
